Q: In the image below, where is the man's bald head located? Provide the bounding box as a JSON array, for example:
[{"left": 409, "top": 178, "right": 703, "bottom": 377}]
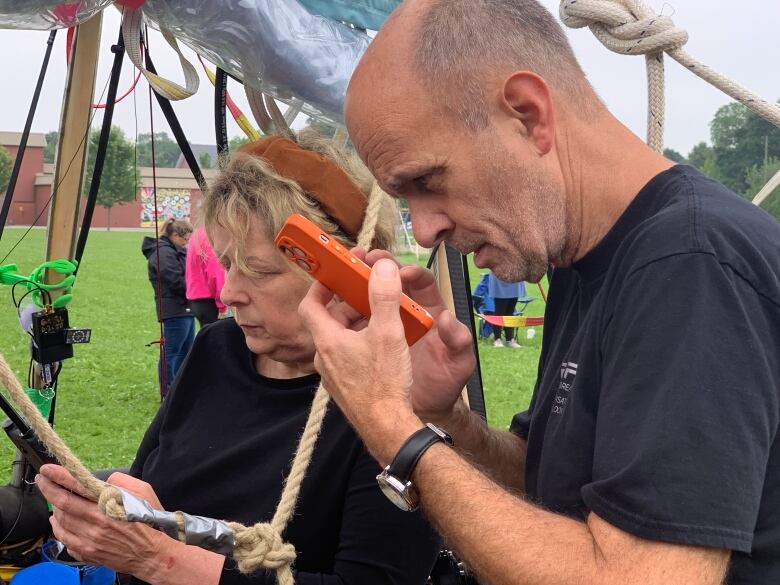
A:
[{"left": 347, "top": 0, "right": 599, "bottom": 132}]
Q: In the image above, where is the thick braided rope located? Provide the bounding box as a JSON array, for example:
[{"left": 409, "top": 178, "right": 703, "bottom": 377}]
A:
[
  {"left": 0, "top": 180, "right": 386, "bottom": 584},
  {"left": 0, "top": 354, "right": 107, "bottom": 499},
  {"left": 559, "top": 0, "right": 780, "bottom": 151}
]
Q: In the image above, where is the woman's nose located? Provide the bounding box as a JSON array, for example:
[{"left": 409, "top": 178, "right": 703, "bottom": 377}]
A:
[{"left": 220, "top": 269, "right": 247, "bottom": 307}]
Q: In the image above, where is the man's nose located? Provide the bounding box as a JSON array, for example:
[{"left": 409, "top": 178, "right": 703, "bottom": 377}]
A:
[{"left": 407, "top": 203, "right": 454, "bottom": 249}]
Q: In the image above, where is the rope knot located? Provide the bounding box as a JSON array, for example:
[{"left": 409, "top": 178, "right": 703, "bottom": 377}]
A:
[
  {"left": 98, "top": 485, "right": 128, "bottom": 521},
  {"left": 230, "top": 521, "right": 297, "bottom": 575},
  {"left": 560, "top": 0, "right": 688, "bottom": 55}
]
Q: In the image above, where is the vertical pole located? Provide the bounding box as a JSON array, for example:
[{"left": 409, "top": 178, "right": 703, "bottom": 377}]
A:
[
  {"left": 765, "top": 136, "right": 770, "bottom": 182},
  {"left": 45, "top": 13, "right": 103, "bottom": 283}
]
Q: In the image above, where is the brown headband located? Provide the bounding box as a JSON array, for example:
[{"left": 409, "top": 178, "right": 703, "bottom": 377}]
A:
[{"left": 238, "top": 136, "right": 368, "bottom": 238}]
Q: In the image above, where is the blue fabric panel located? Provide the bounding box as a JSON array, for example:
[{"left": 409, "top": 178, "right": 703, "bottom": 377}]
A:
[{"left": 298, "top": 0, "right": 401, "bottom": 30}]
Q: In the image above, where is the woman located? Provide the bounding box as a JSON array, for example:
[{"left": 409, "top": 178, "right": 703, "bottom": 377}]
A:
[
  {"left": 186, "top": 226, "right": 227, "bottom": 326},
  {"left": 141, "top": 218, "right": 196, "bottom": 396},
  {"left": 37, "top": 131, "right": 441, "bottom": 585}
]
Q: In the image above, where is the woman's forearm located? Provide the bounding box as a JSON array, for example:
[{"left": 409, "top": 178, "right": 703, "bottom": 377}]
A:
[{"left": 135, "top": 538, "right": 225, "bottom": 585}]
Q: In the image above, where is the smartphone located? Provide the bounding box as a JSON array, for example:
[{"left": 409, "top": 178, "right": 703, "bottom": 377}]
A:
[
  {"left": 2, "top": 419, "right": 57, "bottom": 473},
  {"left": 275, "top": 214, "right": 434, "bottom": 345}
]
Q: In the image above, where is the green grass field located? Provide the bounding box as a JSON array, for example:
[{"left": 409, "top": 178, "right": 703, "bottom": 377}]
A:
[{"left": 0, "top": 229, "right": 543, "bottom": 478}]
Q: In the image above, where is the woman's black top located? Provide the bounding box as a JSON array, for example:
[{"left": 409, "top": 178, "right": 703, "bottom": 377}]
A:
[
  {"left": 141, "top": 235, "right": 192, "bottom": 320},
  {"left": 129, "top": 318, "right": 441, "bottom": 585}
]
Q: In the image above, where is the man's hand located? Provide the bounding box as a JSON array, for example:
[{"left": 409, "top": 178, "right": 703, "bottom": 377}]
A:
[
  {"left": 299, "top": 250, "right": 477, "bottom": 459},
  {"left": 36, "top": 465, "right": 169, "bottom": 578},
  {"left": 300, "top": 258, "right": 423, "bottom": 463},
  {"left": 393, "top": 260, "right": 477, "bottom": 423},
  {"left": 349, "top": 249, "right": 477, "bottom": 422}
]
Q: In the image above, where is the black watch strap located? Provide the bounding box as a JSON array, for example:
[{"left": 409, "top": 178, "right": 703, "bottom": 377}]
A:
[{"left": 387, "top": 423, "right": 453, "bottom": 482}]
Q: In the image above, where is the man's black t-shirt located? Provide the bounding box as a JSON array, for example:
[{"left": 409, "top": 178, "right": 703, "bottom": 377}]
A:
[
  {"left": 129, "top": 319, "right": 440, "bottom": 585},
  {"left": 511, "top": 166, "right": 780, "bottom": 584}
]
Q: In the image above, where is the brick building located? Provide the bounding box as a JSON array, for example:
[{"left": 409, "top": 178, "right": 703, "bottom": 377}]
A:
[{"left": 1, "top": 131, "right": 218, "bottom": 229}]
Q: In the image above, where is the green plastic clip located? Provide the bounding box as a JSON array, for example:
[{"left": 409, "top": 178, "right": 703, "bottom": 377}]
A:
[{"left": 0, "top": 259, "right": 78, "bottom": 308}]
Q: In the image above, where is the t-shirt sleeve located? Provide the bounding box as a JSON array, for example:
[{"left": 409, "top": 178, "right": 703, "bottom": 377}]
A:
[
  {"left": 510, "top": 384, "right": 539, "bottom": 439},
  {"left": 581, "top": 252, "right": 779, "bottom": 552}
]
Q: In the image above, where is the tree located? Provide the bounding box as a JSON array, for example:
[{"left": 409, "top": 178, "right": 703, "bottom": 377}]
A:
[
  {"left": 663, "top": 148, "right": 686, "bottom": 164},
  {"left": 686, "top": 142, "right": 721, "bottom": 182},
  {"left": 304, "top": 117, "right": 337, "bottom": 139},
  {"left": 709, "top": 101, "right": 780, "bottom": 194},
  {"left": 44, "top": 131, "right": 58, "bottom": 164},
  {"left": 228, "top": 136, "right": 250, "bottom": 152},
  {"left": 83, "top": 126, "right": 140, "bottom": 230},
  {"left": 745, "top": 158, "right": 780, "bottom": 223},
  {"left": 136, "top": 132, "right": 182, "bottom": 167},
  {"left": 0, "top": 146, "right": 12, "bottom": 194},
  {"left": 199, "top": 152, "right": 213, "bottom": 169}
]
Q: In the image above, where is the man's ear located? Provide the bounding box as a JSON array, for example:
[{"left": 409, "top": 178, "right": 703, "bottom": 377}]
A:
[{"left": 499, "top": 72, "right": 555, "bottom": 155}]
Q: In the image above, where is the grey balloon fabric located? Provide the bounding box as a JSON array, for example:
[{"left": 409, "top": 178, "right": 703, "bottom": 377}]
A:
[
  {"left": 0, "top": 0, "right": 111, "bottom": 30},
  {"left": 0, "top": 0, "right": 372, "bottom": 122},
  {"left": 140, "top": 0, "right": 371, "bottom": 121}
]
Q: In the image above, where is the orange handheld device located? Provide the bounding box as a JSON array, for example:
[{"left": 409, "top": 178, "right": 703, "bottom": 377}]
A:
[{"left": 275, "top": 214, "right": 434, "bottom": 345}]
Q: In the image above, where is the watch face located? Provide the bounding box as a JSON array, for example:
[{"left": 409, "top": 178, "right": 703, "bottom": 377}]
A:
[{"left": 376, "top": 471, "right": 418, "bottom": 511}]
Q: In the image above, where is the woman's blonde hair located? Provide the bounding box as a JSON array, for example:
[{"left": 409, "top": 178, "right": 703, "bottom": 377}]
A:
[{"left": 201, "top": 129, "right": 398, "bottom": 273}]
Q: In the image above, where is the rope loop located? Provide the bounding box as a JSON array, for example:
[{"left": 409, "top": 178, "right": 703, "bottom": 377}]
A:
[
  {"left": 560, "top": 0, "right": 688, "bottom": 56},
  {"left": 559, "top": 0, "right": 780, "bottom": 154}
]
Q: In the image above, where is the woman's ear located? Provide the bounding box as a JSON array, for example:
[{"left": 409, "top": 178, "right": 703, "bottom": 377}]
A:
[{"left": 499, "top": 71, "right": 555, "bottom": 156}]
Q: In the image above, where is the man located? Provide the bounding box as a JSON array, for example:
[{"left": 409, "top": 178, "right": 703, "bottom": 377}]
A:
[{"left": 298, "top": 1, "right": 780, "bottom": 583}]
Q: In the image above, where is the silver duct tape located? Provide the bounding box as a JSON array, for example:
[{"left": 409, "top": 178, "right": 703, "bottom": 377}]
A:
[
  {"left": 119, "top": 489, "right": 235, "bottom": 555},
  {"left": 182, "top": 513, "right": 235, "bottom": 555}
]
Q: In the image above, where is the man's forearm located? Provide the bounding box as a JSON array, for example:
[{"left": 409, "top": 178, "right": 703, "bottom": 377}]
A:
[
  {"left": 431, "top": 400, "right": 527, "bottom": 492},
  {"left": 412, "top": 443, "right": 728, "bottom": 585}
]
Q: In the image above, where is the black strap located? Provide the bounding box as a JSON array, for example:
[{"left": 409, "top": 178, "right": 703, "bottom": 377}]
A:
[
  {"left": 215, "top": 67, "right": 229, "bottom": 158},
  {"left": 387, "top": 425, "right": 449, "bottom": 482},
  {"left": 428, "top": 244, "right": 487, "bottom": 420},
  {"left": 74, "top": 28, "right": 125, "bottom": 271},
  {"left": 143, "top": 46, "right": 207, "bottom": 191},
  {"left": 444, "top": 244, "right": 486, "bottom": 419},
  {"left": 0, "top": 30, "right": 57, "bottom": 243}
]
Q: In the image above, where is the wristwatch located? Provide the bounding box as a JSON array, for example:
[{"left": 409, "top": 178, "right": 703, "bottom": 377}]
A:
[{"left": 376, "top": 423, "right": 453, "bottom": 511}]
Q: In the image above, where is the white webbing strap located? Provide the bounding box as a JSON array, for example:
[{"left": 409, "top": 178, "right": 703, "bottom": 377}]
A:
[{"left": 122, "top": 7, "right": 199, "bottom": 101}]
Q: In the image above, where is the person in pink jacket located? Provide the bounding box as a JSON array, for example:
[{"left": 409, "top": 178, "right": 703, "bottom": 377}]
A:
[{"left": 185, "top": 227, "right": 226, "bottom": 326}]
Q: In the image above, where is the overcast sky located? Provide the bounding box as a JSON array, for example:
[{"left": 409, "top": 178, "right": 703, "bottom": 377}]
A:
[{"left": 0, "top": 1, "right": 777, "bottom": 157}]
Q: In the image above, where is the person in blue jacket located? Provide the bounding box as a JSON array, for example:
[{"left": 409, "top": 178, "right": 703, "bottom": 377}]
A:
[{"left": 487, "top": 272, "right": 524, "bottom": 348}]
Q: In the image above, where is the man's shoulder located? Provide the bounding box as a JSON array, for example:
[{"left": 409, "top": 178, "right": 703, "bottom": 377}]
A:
[{"left": 619, "top": 166, "right": 780, "bottom": 287}]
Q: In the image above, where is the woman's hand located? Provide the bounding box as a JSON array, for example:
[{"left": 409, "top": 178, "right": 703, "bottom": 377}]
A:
[{"left": 36, "top": 465, "right": 169, "bottom": 578}]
